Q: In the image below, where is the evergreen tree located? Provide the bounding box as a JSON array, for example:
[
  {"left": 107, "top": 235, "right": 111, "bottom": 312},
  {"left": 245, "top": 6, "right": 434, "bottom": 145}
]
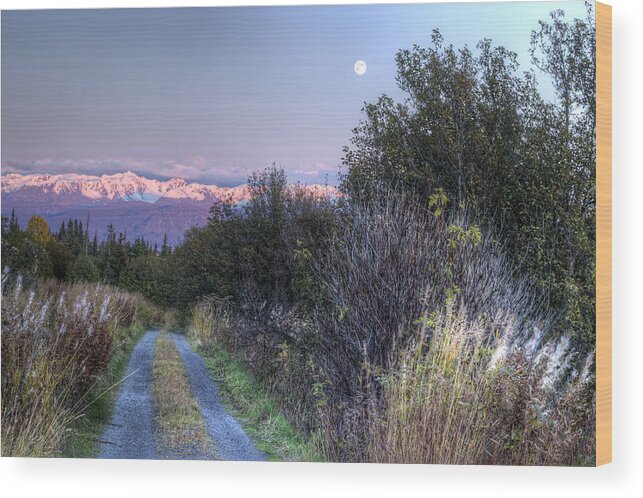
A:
[
  {"left": 91, "top": 233, "right": 98, "bottom": 256},
  {"left": 160, "top": 233, "right": 171, "bottom": 257},
  {"left": 9, "top": 209, "right": 20, "bottom": 234}
]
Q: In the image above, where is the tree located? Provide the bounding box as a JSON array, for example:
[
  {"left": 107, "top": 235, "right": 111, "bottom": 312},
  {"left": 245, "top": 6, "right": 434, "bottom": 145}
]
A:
[
  {"left": 90, "top": 233, "right": 98, "bottom": 256},
  {"left": 119, "top": 254, "right": 177, "bottom": 307},
  {"left": 343, "top": 29, "right": 539, "bottom": 213},
  {"left": 160, "top": 233, "right": 171, "bottom": 257},
  {"left": 68, "top": 254, "right": 100, "bottom": 283},
  {"left": 238, "top": 165, "right": 298, "bottom": 306},
  {"left": 341, "top": 6, "right": 597, "bottom": 348},
  {"left": 26, "top": 215, "right": 51, "bottom": 247},
  {"left": 526, "top": 2, "right": 596, "bottom": 349},
  {"left": 1, "top": 216, "right": 8, "bottom": 239},
  {"left": 47, "top": 239, "right": 73, "bottom": 280},
  {"left": 100, "top": 223, "right": 128, "bottom": 285},
  {"left": 530, "top": 3, "right": 595, "bottom": 136},
  {"left": 129, "top": 237, "right": 152, "bottom": 258},
  {"left": 2, "top": 230, "right": 53, "bottom": 278},
  {"left": 8, "top": 209, "right": 20, "bottom": 234}
]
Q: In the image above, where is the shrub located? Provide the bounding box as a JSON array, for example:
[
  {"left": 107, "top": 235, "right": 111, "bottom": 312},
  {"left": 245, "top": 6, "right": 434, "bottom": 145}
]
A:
[
  {"left": 190, "top": 301, "right": 219, "bottom": 347},
  {"left": 191, "top": 193, "right": 595, "bottom": 465},
  {"left": 188, "top": 299, "right": 321, "bottom": 435},
  {"left": 307, "top": 194, "right": 594, "bottom": 463},
  {"left": 369, "top": 305, "right": 595, "bottom": 465},
  {"left": 183, "top": 177, "right": 595, "bottom": 465},
  {"left": 0, "top": 274, "right": 153, "bottom": 456},
  {"left": 67, "top": 254, "right": 100, "bottom": 283}
]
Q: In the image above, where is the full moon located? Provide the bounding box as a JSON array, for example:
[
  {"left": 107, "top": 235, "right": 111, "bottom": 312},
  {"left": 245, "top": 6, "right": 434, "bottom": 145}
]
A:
[{"left": 354, "top": 60, "right": 367, "bottom": 76}]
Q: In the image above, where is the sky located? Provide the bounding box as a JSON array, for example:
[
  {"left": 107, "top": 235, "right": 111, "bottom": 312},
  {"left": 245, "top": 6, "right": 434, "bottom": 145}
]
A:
[{"left": 1, "top": 1, "right": 590, "bottom": 186}]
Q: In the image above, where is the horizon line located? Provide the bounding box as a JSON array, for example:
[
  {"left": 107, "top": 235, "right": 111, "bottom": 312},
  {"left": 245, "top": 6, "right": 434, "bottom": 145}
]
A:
[{"left": 0, "top": 169, "right": 339, "bottom": 188}]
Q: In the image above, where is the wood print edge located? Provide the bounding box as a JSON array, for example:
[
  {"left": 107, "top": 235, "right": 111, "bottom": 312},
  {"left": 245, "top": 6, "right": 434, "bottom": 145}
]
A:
[{"left": 596, "top": 0, "right": 612, "bottom": 467}]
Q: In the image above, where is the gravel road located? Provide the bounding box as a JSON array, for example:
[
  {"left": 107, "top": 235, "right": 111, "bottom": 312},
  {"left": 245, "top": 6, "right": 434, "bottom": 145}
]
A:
[
  {"left": 98, "top": 329, "right": 159, "bottom": 459},
  {"left": 98, "top": 328, "right": 265, "bottom": 461},
  {"left": 171, "top": 332, "right": 266, "bottom": 461}
]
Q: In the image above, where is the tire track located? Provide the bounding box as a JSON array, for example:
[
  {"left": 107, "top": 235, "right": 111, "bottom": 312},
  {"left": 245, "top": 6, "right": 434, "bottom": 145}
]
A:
[
  {"left": 98, "top": 329, "right": 159, "bottom": 459},
  {"left": 98, "top": 328, "right": 264, "bottom": 461},
  {"left": 171, "top": 332, "right": 266, "bottom": 461}
]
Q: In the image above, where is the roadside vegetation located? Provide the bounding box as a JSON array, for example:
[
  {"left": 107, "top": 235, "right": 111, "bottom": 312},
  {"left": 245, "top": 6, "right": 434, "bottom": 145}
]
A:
[
  {"left": 182, "top": 5, "right": 596, "bottom": 465},
  {"left": 189, "top": 314, "right": 323, "bottom": 462},
  {"left": 0, "top": 273, "right": 165, "bottom": 457},
  {"left": 187, "top": 195, "right": 595, "bottom": 464},
  {"left": 64, "top": 322, "right": 147, "bottom": 457}
]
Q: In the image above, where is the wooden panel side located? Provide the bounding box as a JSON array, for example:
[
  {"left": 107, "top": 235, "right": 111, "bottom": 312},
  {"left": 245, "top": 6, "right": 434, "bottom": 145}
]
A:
[{"left": 596, "top": 1, "right": 612, "bottom": 467}]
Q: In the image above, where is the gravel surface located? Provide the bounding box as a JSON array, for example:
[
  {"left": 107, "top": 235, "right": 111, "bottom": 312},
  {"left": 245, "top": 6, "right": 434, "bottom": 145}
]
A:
[
  {"left": 97, "top": 329, "right": 264, "bottom": 461},
  {"left": 98, "top": 329, "right": 159, "bottom": 459},
  {"left": 171, "top": 332, "right": 267, "bottom": 462}
]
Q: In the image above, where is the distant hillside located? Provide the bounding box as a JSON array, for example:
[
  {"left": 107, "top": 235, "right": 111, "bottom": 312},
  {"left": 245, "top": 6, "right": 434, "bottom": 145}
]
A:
[{"left": 1, "top": 172, "right": 337, "bottom": 245}]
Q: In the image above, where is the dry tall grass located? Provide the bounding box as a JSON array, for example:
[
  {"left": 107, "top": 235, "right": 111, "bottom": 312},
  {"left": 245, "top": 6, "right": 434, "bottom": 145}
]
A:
[
  {"left": 369, "top": 305, "right": 595, "bottom": 465},
  {"left": 152, "top": 333, "right": 214, "bottom": 459},
  {"left": 1, "top": 273, "right": 154, "bottom": 457}
]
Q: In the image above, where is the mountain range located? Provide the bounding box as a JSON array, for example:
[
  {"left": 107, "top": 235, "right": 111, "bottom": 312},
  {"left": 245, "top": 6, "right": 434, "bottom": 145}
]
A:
[{"left": 1, "top": 172, "right": 337, "bottom": 245}]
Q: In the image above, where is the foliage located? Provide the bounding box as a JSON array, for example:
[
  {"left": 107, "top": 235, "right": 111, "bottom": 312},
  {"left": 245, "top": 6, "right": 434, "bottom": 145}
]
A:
[
  {"left": 371, "top": 305, "right": 595, "bottom": 465},
  {"left": 26, "top": 215, "right": 51, "bottom": 246},
  {"left": 341, "top": 4, "right": 596, "bottom": 349},
  {"left": 188, "top": 310, "right": 322, "bottom": 461},
  {"left": 186, "top": 191, "right": 594, "bottom": 464},
  {"left": 68, "top": 254, "right": 101, "bottom": 283},
  {"left": 64, "top": 322, "right": 148, "bottom": 457},
  {"left": 0, "top": 274, "right": 162, "bottom": 457}
]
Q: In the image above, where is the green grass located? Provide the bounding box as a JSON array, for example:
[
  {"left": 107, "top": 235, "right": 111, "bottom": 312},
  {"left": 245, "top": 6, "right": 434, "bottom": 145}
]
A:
[
  {"left": 63, "top": 322, "right": 149, "bottom": 458},
  {"left": 196, "top": 340, "right": 324, "bottom": 462}
]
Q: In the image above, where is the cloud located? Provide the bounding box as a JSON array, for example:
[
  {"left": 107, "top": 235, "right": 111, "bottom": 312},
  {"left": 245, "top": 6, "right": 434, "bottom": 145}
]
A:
[
  {"left": 2, "top": 157, "right": 342, "bottom": 187},
  {"left": 290, "top": 162, "right": 340, "bottom": 177},
  {"left": 2, "top": 157, "right": 255, "bottom": 186}
]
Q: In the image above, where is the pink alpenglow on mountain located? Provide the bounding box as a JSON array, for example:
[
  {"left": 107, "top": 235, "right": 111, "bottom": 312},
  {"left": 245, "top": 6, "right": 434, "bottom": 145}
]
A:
[{"left": 1, "top": 172, "right": 338, "bottom": 245}]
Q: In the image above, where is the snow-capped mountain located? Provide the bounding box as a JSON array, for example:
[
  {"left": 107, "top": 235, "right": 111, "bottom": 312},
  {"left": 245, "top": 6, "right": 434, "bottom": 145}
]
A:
[
  {"left": 1, "top": 171, "right": 251, "bottom": 203},
  {"left": 1, "top": 172, "right": 337, "bottom": 245}
]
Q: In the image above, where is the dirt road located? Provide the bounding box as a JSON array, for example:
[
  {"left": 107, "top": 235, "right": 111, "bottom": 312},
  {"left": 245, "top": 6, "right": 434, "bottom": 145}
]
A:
[{"left": 98, "top": 329, "right": 265, "bottom": 461}]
